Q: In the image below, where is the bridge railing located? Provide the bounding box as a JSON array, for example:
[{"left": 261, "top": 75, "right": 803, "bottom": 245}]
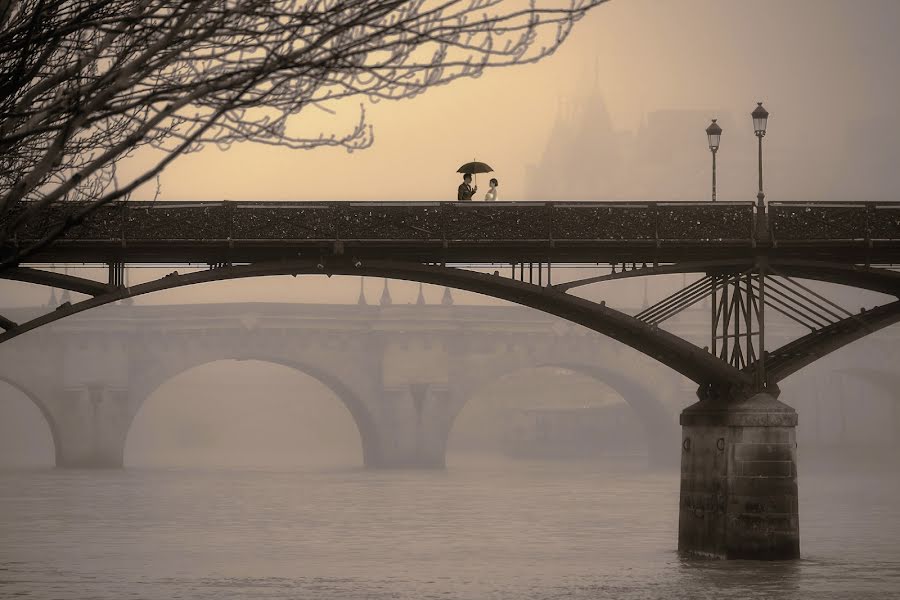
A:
[
  {"left": 16, "top": 201, "right": 758, "bottom": 244},
  {"left": 769, "top": 201, "right": 900, "bottom": 242}
]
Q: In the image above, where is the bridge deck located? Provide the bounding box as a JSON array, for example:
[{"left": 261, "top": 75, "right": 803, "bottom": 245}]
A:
[{"left": 10, "top": 200, "right": 900, "bottom": 265}]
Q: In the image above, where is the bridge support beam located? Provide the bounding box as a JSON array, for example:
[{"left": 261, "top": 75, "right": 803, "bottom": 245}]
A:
[{"left": 678, "top": 389, "right": 799, "bottom": 560}]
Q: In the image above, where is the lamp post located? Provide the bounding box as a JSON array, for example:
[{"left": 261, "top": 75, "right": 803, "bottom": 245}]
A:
[
  {"left": 751, "top": 102, "right": 769, "bottom": 209},
  {"left": 750, "top": 102, "right": 770, "bottom": 389},
  {"left": 705, "top": 119, "right": 722, "bottom": 202}
]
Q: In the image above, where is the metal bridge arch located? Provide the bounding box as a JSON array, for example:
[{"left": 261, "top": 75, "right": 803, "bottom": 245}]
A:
[
  {"left": 4, "top": 256, "right": 900, "bottom": 397},
  {"left": 0, "top": 259, "right": 750, "bottom": 387}
]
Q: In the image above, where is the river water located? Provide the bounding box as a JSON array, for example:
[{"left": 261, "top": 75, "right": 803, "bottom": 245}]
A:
[{"left": 1, "top": 456, "right": 899, "bottom": 600}]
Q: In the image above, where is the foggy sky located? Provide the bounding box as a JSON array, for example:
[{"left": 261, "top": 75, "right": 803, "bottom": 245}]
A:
[{"left": 117, "top": 0, "right": 900, "bottom": 203}]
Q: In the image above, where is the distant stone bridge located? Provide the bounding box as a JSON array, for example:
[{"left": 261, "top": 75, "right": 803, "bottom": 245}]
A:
[{"left": 0, "top": 299, "right": 695, "bottom": 470}]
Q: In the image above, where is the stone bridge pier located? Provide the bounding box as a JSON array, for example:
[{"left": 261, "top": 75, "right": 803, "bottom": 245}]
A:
[
  {"left": 41, "top": 385, "right": 139, "bottom": 468},
  {"left": 368, "top": 384, "right": 454, "bottom": 468},
  {"left": 678, "top": 386, "right": 799, "bottom": 559},
  {"left": 0, "top": 333, "right": 142, "bottom": 468}
]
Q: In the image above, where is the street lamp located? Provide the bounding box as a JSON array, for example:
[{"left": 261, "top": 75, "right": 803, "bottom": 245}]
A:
[
  {"left": 706, "top": 119, "right": 722, "bottom": 202},
  {"left": 751, "top": 102, "right": 769, "bottom": 208}
]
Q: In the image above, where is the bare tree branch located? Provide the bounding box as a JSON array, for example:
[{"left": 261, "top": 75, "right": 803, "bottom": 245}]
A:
[{"left": 0, "top": 0, "right": 607, "bottom": 269}]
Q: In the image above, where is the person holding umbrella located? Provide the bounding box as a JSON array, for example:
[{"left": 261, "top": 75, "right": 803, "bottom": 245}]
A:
[
  {"left": 456, "top": 160, "right": 493, "bottom": 201},
  {"left": 457, "top": 173, "right": 477, "bottom": 202}
]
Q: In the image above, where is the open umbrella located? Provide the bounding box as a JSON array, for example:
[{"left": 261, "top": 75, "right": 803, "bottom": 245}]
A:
[{"left": 456, "top": 160, "right": 493, "bottom": 186}]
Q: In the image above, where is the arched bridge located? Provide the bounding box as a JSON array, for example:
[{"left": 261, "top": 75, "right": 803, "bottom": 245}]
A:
[
  {"left": 0, "top": 301, "right": 685, "bottom": 470},
  {"left": 3, "top": 199, "right": 900, "bottom": 559}
]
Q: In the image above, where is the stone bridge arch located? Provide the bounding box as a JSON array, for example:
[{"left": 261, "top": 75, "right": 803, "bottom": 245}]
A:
[
  {"left": 0, "top": 336, "right": 72, "bottom": 465},
  {"left": 0, "top": 373, "right": 60, "bottom": 464},
  {"left": 0, "top": 317, "right": 399, "bottom": 468},
  {"left": 126, "top": 351, "right": 383, "bottom": 468},
  {"left": 837, "top": 368, "right": 900, "bottom": 397},
  {"left": 119, "top": 325, "right": 395, "bottom": 468},
  {"left": 834, "top": 367, "right": 900, "bottom": 445},
  {"left": 440, "top": 329, "right": 682, "bottom": 466}
]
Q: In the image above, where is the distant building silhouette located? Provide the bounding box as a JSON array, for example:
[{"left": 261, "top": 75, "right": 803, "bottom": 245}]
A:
[
  {"left": 527, "top": 90, "right": 738, "bottom": 201},
  {"left": 526, "top": 89, "right": 626, "bottom": 200}
]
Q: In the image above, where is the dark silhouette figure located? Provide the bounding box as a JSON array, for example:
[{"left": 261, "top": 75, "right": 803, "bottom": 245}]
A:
[{"left": 457, "top": 173, "right": 477, "bottom": 201}]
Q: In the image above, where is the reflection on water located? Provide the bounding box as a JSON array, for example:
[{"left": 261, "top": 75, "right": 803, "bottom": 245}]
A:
[{"left": 1, "top": 456, "right": 899, "bottom": 599}]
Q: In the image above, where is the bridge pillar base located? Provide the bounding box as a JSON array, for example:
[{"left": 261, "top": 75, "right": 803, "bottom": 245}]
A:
[
  {"left": 364, "top": 385, "right": 450, "bottom": 470},
  {"left": 678, "top": 391, "right": 799, "bottom": 560},
  {"left": 49, "top": 387, "right": 132, "bottom": 469}
]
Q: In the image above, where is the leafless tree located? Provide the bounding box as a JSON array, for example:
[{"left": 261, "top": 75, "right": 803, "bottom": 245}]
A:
[{"left": 0, "top": 0, "right": 605, "bottom": 268}]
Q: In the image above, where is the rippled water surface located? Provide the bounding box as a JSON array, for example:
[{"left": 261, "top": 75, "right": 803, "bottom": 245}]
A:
[{"left": 1, "top": 458, "right": 899, "bottom": 599}]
